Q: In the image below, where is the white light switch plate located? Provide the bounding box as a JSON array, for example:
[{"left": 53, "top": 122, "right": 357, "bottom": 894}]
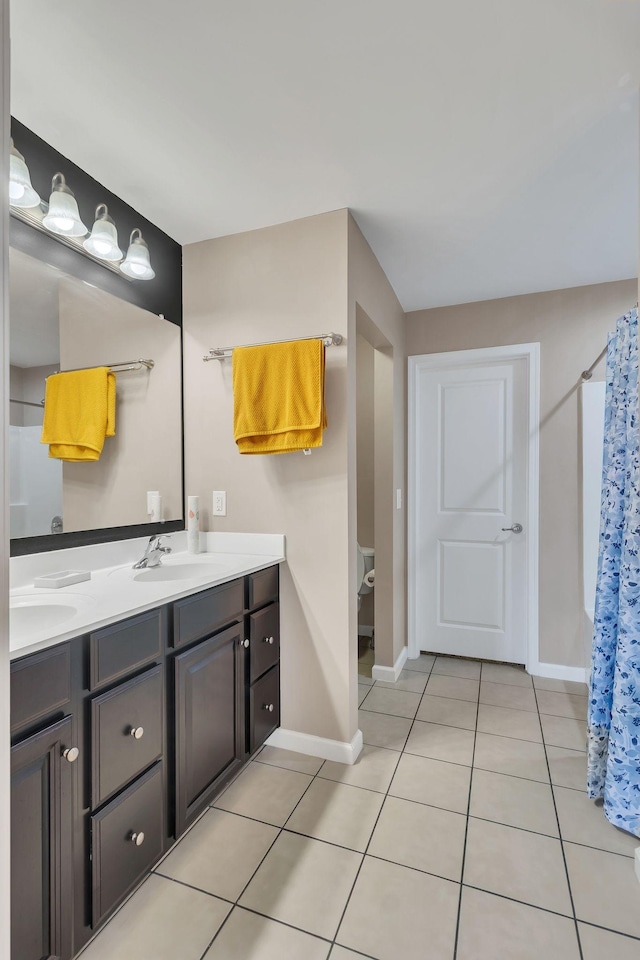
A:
[
  {"left": 396, "top": 488, "right": 402, "bottom": 510},
  {"left": 212, "top": 491, "right": 227, "bottom": 516}
]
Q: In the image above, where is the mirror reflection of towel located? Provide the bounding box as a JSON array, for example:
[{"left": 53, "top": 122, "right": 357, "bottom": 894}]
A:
[
  {"left": 232, "top": 339, "right": 327, "bottom": 454},
  {"left": 41, "top": 367, "right": 116, "bottom": 461}
]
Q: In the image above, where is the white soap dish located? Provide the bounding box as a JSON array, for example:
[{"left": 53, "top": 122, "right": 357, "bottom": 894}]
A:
[{"left": 33, "top": 570, "right": 92, "bottom": 589}]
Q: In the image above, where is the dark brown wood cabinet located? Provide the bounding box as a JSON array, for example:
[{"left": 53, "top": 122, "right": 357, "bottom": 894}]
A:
[
  {"left": 174, "top": 621, "right": 245, "bottom": 834},
  {"left": 91, "top": 664, "right": 164, "bottom": 808},
  {"left": 10, "top": 563, "right": 280, "bottom": 960},
  {"left": 250, "top": 664, "right": 280, "bottom": 753},
  {"left": 91, "top": 762, "right": 165, "bottom": 925},
  {"left": 11, "top": 715, "right": 75, "bottom": 960}
]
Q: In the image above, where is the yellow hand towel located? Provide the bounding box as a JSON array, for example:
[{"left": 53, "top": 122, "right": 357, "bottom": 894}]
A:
[
  {"left": 233, "top": 339, "right": 327, "bottom": 454},
  {"left": 41, "top": 367, "right": 116, "bottom": 462}
]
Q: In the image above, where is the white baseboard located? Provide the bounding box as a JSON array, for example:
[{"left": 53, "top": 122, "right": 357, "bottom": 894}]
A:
[
  {"left": 528, "top": 661, "right": 589, "bottom": 685},
  {"left": 372, "top": 646, "right": 408, "bottom": 683},
  {"left": 358, "top": 624, "right": 374, "bottom": 638},
  {"left": 265, "top": 726, "right": 363, "bottom": 765}
]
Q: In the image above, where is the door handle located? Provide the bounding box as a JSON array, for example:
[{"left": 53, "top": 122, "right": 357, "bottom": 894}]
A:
[{"left": 501, "top": 523, "right": 523, "bottom": 534}]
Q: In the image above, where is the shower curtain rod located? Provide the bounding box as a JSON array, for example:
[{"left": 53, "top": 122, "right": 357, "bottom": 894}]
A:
[
  {"left": 581, "top": 303, "right": 639, "bottom": 381},
  {"left": 582, "top": 345, "right": 608, "bottom": 382},
  {"left": 203, "top": 332, "right": 343, "bottom": 361},
  {"left": 10, "top": 397, "right": 44, "bottom": 408}
]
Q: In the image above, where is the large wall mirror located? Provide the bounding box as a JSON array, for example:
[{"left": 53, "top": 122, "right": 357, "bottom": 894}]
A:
[{"left": 10, "top": 120, "right": 184, "bottom": 555}]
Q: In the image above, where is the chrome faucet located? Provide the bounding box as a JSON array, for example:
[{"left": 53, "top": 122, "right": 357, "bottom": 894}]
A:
[{"left": 133, "top": 534, "right": 172, "bottom": 569}]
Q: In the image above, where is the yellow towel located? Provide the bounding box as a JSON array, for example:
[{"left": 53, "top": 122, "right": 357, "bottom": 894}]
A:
[
  {"left": 233, "top": 339, "right": 327, "bottom": 454},
  {"left": 41, "top": 367, "right": 116, "bottom": 461}
]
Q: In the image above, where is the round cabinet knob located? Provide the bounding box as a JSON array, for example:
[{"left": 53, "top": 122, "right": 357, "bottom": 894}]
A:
[
  {"left": 129, "top": 726, "right": 144, "bottom": 740},
  {"left": 262, "top": 703, "right": 274, "bottom": 713},
  {"left": 129, "top": 831, "right": 145, "bottom": 846},
  {"left": 62, "top": 746, "right": 79, "bottom": 763},
  {"left": 263, "top": 636, "right": 274, "bottom": 645},
  {"left": 242, "top": 639, "right": 250, "bottom": 648}
]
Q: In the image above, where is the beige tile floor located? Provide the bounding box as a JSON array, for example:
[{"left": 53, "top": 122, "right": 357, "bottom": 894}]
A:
[{"left": 78, "top": 654, "right": 640, "bottom": 960}]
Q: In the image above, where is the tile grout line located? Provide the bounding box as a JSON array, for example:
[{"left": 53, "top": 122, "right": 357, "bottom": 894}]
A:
[
  {"left": 531, "top": 679, "right": 585, "bottom": 960},
  {"left": 197, "top": 754, "right": 323, "bottom": 959},
  {"left": 328, "top": 656, "right": 438, "bottom": 953},
  {"left": 218, "top": 768, "right": 637, "bottom": 862},
  {"left": 451, "top": 660, "right": 482, "bottom": 960},
  {"left": 156, "top": 847, "right": 622, "bottom": 947},
  {"left": 221, "top": 902, "right": 337, "bottom": 950},
  {"left": 226, "top": 659, "right": 589, "bottom": 958},
  {"left": 327, "top": 730, "right": 407, "bottom": 950},
  {"left": 81, "top": 656, "right": 592, "bottom": 959},
  {"left": 213, "top": 790, "right": 637, "bottom": 865}
]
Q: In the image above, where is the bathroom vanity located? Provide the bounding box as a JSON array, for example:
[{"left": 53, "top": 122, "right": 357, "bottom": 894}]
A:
[{"left": 9, "top": 538, "right": 283, "bottom": 960}]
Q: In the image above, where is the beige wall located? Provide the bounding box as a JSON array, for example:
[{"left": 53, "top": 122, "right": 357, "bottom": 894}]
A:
[
  {"left": 406, "top": 278, "right": 637, "bottom": 668},
  {"left": 183, "top": 209, "right": 406, "bottom": 746},
  {"left": 183, "top": 210, "right": 353, "bottom": 744},
  {"left": 348, "top": 216, "right": 406, "bottom": 675},
  {"left": 59, "top": 280, "right": 182, "bottom": 532},
  {"left": 356, "top": 333, "right": 375, "bottom": 628}
]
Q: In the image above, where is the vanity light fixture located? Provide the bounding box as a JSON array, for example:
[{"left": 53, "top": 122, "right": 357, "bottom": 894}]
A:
[
  {"left": 120, "top": 228, "right": 155, "bottom": 280},
  {"left": 83, "top": 204, "right": 123, "bottom": 261},
  {"left": 10, "top": 139, "right": 156, "bottom": 281},
  {"left": 42, "top": 172, "right": 88, "bottom": 237},
  {"left": 9, "top": 138, "right": 41, "bottom": 208}
]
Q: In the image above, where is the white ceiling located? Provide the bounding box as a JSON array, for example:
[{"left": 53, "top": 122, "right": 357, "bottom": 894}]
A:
[{"left": 10, "top": 0, "right": 640, "bottom": 311}]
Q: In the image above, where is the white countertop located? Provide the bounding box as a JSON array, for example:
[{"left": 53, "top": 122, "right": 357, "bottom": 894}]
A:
[{"left": 10, "top": 532, "right": 285, "bottom": 661}]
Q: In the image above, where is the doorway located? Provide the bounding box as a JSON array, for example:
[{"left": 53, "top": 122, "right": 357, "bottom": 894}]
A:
[{"left": 408, "top": 344, "right": 540, "bottom": 668}]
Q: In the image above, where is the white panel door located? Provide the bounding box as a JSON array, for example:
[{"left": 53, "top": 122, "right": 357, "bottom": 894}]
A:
[{"left": 410, "top": 351, "right": 532, "bottom": 663}]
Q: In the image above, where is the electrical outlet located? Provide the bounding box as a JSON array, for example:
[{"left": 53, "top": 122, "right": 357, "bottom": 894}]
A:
[{"left": 212, "top": 491, "right": 227, "bottom": 516}]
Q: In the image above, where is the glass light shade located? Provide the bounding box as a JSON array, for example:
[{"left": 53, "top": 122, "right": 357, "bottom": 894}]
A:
[
  {"left": 9, "top": 139, "right": 41, "bottom": 208},
  {"left": 83, "top": 204, "right": 122, "bottom": 261},
  {"left": 42, "top": 173, "right": 87, "bottom": 236},
  {"left": 120, "top": 229, "right": 155, "bottom": 280}
]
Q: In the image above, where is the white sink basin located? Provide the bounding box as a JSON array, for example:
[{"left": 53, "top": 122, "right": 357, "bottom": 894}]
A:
[
  {"left": 132, "top": 562, "right": 230, "bottom": 583},
  {"left": 11, "top": 601, "right": 79, "bottom": 632},
  {"left": 9, "top": 592, "right": 90, "bottom": 641}
]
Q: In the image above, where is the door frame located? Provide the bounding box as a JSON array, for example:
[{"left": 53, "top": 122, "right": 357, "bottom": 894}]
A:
[{"left": 407, "top": 343, "right": 540, "bottom": 671}]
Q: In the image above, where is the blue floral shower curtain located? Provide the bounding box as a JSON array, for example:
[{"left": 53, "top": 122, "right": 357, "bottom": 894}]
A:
[{"left": 587, "top": 307, "right": 640, "bottom": 837}]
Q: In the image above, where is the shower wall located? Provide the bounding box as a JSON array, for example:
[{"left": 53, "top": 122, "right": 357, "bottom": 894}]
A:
[{"left": 10, "top": 425, "right": 62, "bottom": 538}]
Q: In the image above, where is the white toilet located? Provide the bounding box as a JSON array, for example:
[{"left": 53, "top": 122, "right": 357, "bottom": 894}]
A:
[{"left": 357, "top": 543, "right": 375, "bottom": 611}]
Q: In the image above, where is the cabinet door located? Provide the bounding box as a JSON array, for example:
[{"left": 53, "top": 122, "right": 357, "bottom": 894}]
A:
[
  {"left": 11, "top": 715, "right": 75, "bottom": 960},
  {"left": 91, "top": 762, "right": 164, "bottom": 927},
  {"left": 91, "top": 664, "right": 164, "bottom": 807},
  {"left": 249, "top": 665, "right": 280, "bottom": 754},
  {"left": 174, "top": 622, "right": 244, "bottom": 834},
  {"left": 249, "top": 602, "right": 280, "bottom": 684}
]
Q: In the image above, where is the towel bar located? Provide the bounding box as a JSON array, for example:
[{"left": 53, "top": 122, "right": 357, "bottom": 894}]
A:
[{"left": 203, "top": 332, "right": 343, "bottom": 362}]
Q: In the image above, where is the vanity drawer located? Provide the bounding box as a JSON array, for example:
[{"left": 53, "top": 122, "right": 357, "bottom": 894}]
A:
[
  {"left": 90, "top": 608, "right": 164, "bottom": 690},
  {"left": 247, "top": 565, "right": 279, "bottom": 611},
  {"left": 249, "top": 664, "right": 280, "bottom": 754},
  {"left": 92, "top": 664, "right": 164, "bottom": 807},
  {"left": 173, "top": 579, "right": 244, "bottom": 648},
  {"left": 11, "top": 643, "right": 71, "bottom": 734},
  {"left": 91, "top": 762, "right": 164, "bottom": 926},
  {"left": 249, "top": 603, "right": 280, "bottom": 684}
]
